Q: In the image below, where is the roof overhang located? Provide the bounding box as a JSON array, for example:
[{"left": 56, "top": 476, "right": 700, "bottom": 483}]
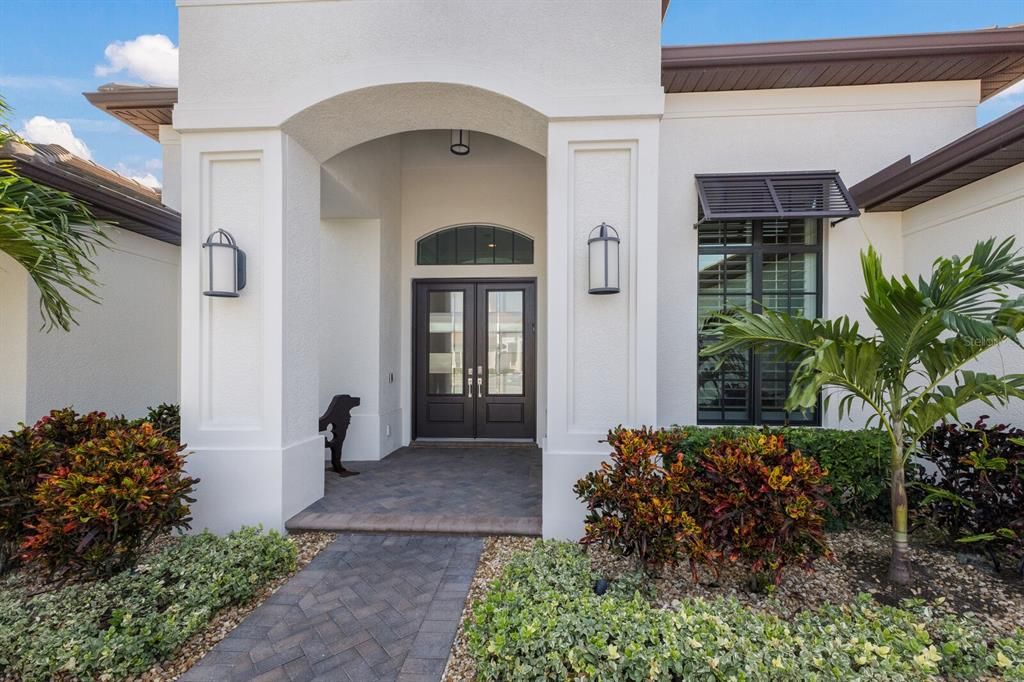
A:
[
  {"left": 850, "top": 105, "right": 1024, "bottom": 213},
  {"left": 84, "top": 84, "right": 178, "bottom": 141},
  {"left": 1, "top": 142, "right": 181, "bottom": 245},
  {"left": 663, "top": 27, "right": 1024, "bottom": 100},
  {"left": 696, "top": 171, "right": 859, "bottom": 224}
]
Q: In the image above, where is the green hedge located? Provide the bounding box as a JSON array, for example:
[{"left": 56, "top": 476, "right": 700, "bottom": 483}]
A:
[
  {"left": 467, "top": 541, "right": 1024, "bottom": 681},
  {"left": 0, "top": 526, "right": 296, "bottom": 681},
  {"left": 671, "top": 426, "right": 891, "bottom": 523}
]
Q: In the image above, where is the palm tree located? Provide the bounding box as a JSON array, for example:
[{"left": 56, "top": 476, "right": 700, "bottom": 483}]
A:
[
  {"left": 701, "top": 237, "right": 1024, "bottom": 585},
  {"left": 0, "top": 94, "right": 108, "bottom": 331}
]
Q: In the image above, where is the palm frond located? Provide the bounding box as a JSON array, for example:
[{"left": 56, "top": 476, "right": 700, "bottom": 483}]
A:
[{"left": 0, "top": 94, "right": 109, "bottom": 331}]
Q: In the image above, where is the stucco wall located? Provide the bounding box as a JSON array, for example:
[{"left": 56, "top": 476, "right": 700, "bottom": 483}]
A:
[
  {"left": 900, "top": 163, "right": 1024, "bottom": 426},
  {"left": 657, "top": 81, "right": 980, "bottom": 429},
  {"left": 0, "top": 254, "right": 29, "bottom": 430},
  {"left": 176, "top": 0, "right": 663, "bottom": 128},
  {"left": 319, "top": 136, "right": 403, "bottom": 461},
  {"left": 318, "top": 130, "right": 546, "bottom": 456},
  {"left": 6, "top": 226, "right": 180, "bottom": 430}
]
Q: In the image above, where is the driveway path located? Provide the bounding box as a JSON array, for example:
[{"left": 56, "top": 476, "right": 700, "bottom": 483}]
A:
[{"left": 180, "top": 534, "right": 482, "bottom": 682}]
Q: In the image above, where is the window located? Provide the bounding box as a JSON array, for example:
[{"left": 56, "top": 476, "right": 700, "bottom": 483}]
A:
[
  {"left": 416, "top": 225, "right": 533, "bottom": 265},
  {"left": 697, "top": 218, "right": 822, "bottom": 425}
]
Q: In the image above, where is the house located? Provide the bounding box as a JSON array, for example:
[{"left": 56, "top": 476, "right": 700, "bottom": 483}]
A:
[
  {"left": 80, "top": 1, "right": 1023, "bottom": 538},
  {"left": 0, "top": 141, "right": 180, "bottom": 431}
]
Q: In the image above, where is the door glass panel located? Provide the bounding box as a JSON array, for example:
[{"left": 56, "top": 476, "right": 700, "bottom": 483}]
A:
[
  {"left": 487, "top": 290, "right": 524, "bottom": 395},
  {"left": 427, "top": 291, "right": 464, "bottom": 395}
]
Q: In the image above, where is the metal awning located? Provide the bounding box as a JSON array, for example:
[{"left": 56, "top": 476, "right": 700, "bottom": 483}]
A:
[{"left": 695, "top": 171, "right": 859, "bottom": 223}]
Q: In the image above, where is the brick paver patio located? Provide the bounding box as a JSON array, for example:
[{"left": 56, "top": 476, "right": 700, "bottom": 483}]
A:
[
  {"left": 286, "top": 445, "right": 541, "bottom": 535},
  {"left": 181, "top": 533, "right": 483, "bottom": 682}
]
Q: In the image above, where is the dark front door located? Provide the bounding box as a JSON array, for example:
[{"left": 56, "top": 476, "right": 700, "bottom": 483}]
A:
[{"left": 414, "top": 279, "right": 536, "bottom": 440}]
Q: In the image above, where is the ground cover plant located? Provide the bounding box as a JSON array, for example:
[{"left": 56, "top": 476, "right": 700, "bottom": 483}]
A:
[
  {"left": 466, "top": 541, "right": 1024, "bottom": 681},
  {"left": 701, "top": 237, "right": 1024, "bottom": 584},
  {"left": 0, "top": 527, "right": 296, "bottom": 682}
]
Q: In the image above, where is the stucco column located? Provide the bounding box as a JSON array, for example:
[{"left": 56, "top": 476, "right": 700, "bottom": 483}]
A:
[
  {"left": 543, "top": 117, "right": 661, "bottom": 539},
  {"left": 179, "top": 129, "right": 323, "bottom": 534}
]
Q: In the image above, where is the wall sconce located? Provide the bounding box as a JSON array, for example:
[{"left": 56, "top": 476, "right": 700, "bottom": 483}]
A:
[
  {"left": 588, "top": 222, "right": 620, "bottom": 295},
  {"left": 450, "top": 129, "right": 470, "bottom": 156},
  {"left": 202, "top": 229, "right": 246, "bottom": 297}
]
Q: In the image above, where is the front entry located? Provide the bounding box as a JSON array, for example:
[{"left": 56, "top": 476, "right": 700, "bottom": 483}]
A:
[{"left": 414, "top": 279, "right": 536, "bottom": 440}]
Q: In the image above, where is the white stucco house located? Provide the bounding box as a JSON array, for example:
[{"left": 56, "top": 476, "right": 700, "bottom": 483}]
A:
[
  {"left": 50, "top": 2, "right": 1024, "bottom": 537},
  {"left": 0, "top": 142, "right": 180, "bottom": 431}
]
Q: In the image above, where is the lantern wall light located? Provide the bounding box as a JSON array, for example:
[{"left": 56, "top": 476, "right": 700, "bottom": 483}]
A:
[
  {"left": 588, "top": 222, "right": 620, "bottom": 295},
  {"left": 202, "top": 229, "right": 246, "bottom": 298},
  {"left": 450, "top": 129, "right": 470, "bottom": 156}
]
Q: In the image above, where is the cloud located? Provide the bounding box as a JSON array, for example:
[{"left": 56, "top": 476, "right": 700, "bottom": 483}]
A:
[
  {"left": 95, "top": 34, "right": 178, "bottom": 86},
  {"left": 115, "top": 160, "right": 163, "bottom": 190},
  {"left": 18, "top": 116, "right": 92, "bottom": 160}
]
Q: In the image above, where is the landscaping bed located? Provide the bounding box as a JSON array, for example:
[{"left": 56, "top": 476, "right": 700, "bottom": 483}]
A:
[
  {"left": 444, "top": 533, "right": 1024, "bottom": 681},
  {"left": 0, "top": 528, "right": 335, "bottom": 682}
]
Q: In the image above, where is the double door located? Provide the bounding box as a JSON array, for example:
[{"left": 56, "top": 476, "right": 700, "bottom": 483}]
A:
[{"left": 414, "top": 279, "right": 536, "bottom": 440}]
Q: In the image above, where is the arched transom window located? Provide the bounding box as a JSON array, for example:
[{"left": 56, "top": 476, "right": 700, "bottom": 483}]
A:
[{"left": 416, "top": 225, "right": 534, "bottom": 265}]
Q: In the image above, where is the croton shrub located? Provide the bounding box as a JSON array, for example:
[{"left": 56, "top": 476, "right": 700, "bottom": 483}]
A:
[
  {"left": 698, "top": 433, "right": 832, "bottom": 584},
  {"left": 576, "top": 428, "right": 831, "bottom": 583},
  {"left": 0, "top": 409, "right": 124, "bottom": 572},
  {"left": 23, "top": 422, "right": 197, "bottom": 577},
  {"left": 674, "top": 425, "right": 892, "bottom": 524},
  {"left": 0, "top": 407, "right": 195, "bottom": 577},
  {"left": 573, "top": 427, "right": 708, "bottom": 576},
  {"left": 917, "top": 418, "right": 1024, "bottom": 573}
]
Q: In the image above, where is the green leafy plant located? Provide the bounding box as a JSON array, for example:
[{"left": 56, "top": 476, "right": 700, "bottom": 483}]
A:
[
  {"left": 0, "top": 527, "right": 296, "bottom": 681},
  {"left": 21, "top": 422, "right": 197, "bottom": 577},
  {"left": 0, "top": 94, "right": 109, "bottom": 331},
  {"left": 466, "top": 541, "right": 1023, "bottom": 681},
  {"left": 574, "top": 427, "right": 707, "bottom": 576},
  {"left": 673, "top": 425, "right": 892, "bottom": 524},
  {"left": 701, "top": 237, "right": 1024, "bottom": 585},
  {"left": 141, "top": 402, "right": 181, "bottom": 442},
  {"left": 0, "top": 409, "right": 127, "bottom": 574},
  {"left": 695, "top": 433, "right": 832, "bottom": 585},
  {"left": 917, "top": 418, "right": 1023, "bottom": 573}
]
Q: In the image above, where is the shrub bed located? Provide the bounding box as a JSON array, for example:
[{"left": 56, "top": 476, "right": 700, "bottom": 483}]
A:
[
  {"left": 0, "top": 527, "right": 296, "bottom": 682},
  {"left": 672, "top": 425, "right": 891, "bottom": 523},
  {"left": 467, "top": 541, "right": 1024, "bottom": 681},
  {"left": 918, "top": 418, "right": 1024, "bottom": 573},
  {"left": 576, "top": 429, "right": 831, "bottom": 583},
  {"left": 0, "top": 407, "right": 195, "bottom": 577}
]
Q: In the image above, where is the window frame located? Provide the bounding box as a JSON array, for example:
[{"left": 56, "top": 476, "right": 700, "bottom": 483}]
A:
[
  {"left": 696, "top": 219, "right": 824, "bottom": 426},
  {"left": 415, "top": 224, "right": 534, "bottom": 266}
]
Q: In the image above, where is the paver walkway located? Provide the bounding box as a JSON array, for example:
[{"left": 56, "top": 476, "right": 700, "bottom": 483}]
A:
[
  {"left": 181, "top": 534, "right": 483, "bottom": 682},
  {"left": 287, "top": 445, "right": 541, "bottom": 535}
]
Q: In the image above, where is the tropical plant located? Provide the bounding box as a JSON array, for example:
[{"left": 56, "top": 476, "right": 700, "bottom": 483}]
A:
[
  {"left": 0, "top": 94, "right": 108, "bottom": 331},
  {"left": 0, "top": 409, "right": 127, "bottom": 574},
  {"left": 701, "top": 237, "right": 1024, "bottom": 585},
  {"left": 574, "top": 427, "right": 707, "bottom": 576},
  {"left": 673, "top": 425, "right": 893, "bottom": 524},
  {"left": 917, "top": 418, "right": 1024, "bottom": 574},
  {"left": 22, "top": 422, "right": 197, "bottom": 578},
  {"left": 695, "top": 433, "right": 832, "bottom": 586}
]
